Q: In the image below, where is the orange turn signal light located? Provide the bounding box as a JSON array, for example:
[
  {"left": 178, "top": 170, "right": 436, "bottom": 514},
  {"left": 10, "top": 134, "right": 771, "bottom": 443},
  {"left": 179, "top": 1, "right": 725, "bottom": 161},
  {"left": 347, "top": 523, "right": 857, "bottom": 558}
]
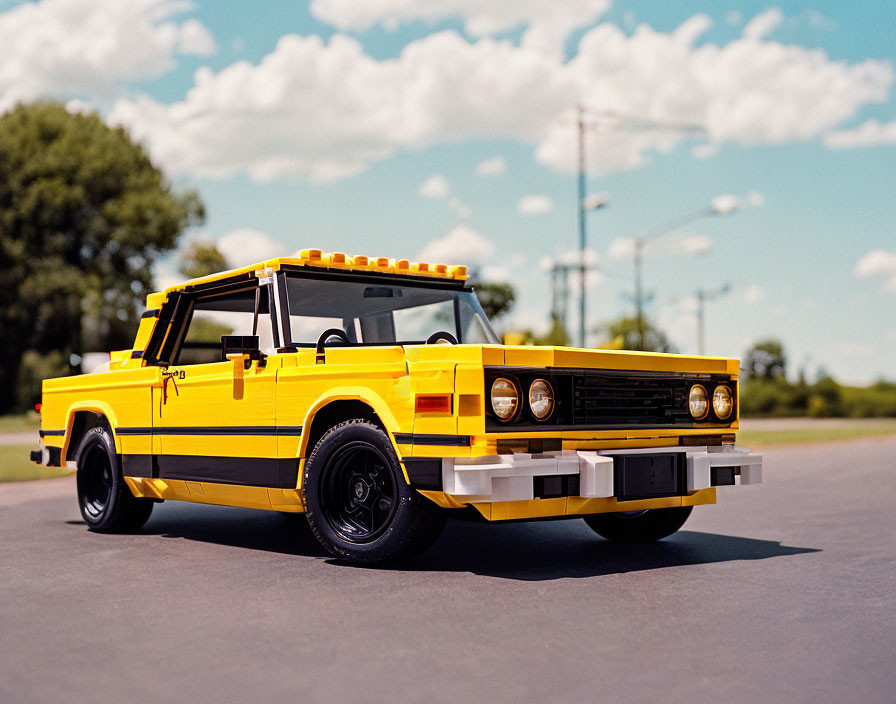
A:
[{"left": 415, "top": 394, "right": 453, "bottom": 414}]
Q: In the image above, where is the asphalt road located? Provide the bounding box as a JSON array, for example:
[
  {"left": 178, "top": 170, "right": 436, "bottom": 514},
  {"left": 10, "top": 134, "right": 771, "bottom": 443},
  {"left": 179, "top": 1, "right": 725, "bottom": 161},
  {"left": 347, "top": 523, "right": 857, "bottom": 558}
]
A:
[{"left": 2, "top": 439, "right": 895, "bottom": 704}]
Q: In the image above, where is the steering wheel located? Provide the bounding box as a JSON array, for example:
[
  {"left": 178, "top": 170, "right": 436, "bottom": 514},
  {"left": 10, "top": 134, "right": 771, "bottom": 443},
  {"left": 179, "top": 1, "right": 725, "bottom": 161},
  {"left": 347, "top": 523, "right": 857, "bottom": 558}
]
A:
[
  {"left": 426, "top": 331, "right": 458, "bottom": 345},
  {"left": 316, "top": 328, "right": 350, "bottom": 357}
]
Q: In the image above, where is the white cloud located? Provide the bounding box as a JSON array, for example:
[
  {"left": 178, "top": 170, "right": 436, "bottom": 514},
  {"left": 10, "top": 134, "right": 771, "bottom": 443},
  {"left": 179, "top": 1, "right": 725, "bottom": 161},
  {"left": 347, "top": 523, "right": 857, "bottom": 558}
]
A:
[
  {"left": 176, "top": 18, "right": 218, "bottom": 56},
  {"left": 109, "top": 17, "right": 894, "bottom": 183},
  {"left": 535, "top": 18, "right": 892, "bottom": 175},
  {"left": 479, "top": 264, "right": 512, "bottom": 283},
  {"left": 854, "top": 249, "right": 896, "bottom": 291},
  {"left": 742, "top": 8, "right": 785, "bottom": 40},
  {"left": 308, "top": 0, "right": 611, "bottom": 57},
  {"left": 824, "top": 119, "right": 896, "bottom": 149},
  {"left": 710, "top": 193, "right": 742, "bottom": 214},
  {"left": 0, "top": 0, "right": 216, "bottom": 111},
  {"left": 743, "top": 284, "right": 764, "bottom": 304},
  {"left": 417, "top": 224, "right": 494, "bottom": 264},
  {"left": 217, "top": 228, "right": 285, "bottom": 268},
  {"left": 518, "top": 194, "right": 554, "bottom": 216},
  {"left": 475, "top": 155, "right": 507, "bottom": 176},
  {"left": 419, "top": 173, "right": 451, "bottom": 199}
]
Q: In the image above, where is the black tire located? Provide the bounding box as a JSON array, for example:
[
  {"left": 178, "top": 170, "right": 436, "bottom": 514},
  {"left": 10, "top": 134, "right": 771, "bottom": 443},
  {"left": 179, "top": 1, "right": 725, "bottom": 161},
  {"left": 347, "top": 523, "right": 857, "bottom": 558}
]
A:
[
  {"left": 584, "top": 506, "right": 693, "bottom": 543},
  {"left": 75, "top": 426, "right": 154, "bottom": 532},
  {"left": 303, "top": 419, "right": 446, "bottom": 564}
]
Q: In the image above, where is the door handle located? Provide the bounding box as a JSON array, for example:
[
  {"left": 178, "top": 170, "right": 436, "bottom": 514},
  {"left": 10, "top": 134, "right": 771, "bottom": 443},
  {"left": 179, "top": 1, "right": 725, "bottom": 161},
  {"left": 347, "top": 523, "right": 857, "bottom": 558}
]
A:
[{"left": 160, "top": 370, "right": 181, "bottom": 411}]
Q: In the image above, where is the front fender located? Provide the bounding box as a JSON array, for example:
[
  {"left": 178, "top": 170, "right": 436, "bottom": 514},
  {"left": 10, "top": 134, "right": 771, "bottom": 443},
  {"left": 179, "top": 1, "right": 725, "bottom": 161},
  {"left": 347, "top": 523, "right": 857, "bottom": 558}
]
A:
[{"left": 299, "top": 386, "right": 407, "bottom": 458}]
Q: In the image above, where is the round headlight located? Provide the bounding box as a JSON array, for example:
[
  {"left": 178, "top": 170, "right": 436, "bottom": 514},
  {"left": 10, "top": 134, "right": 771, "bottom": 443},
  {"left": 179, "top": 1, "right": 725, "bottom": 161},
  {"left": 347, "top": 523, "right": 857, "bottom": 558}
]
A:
[
  {"left": 688, "top": 384, "right": 709, "bottom": 419},
  {"left": 713, "top": 385, "right": 733, "bottom": 419},
  {"left": 528, "top": 379, "right": 554, "bottom": 420},
  {"left": 490, "top": 378, "right": 519, "bottom": 421}
]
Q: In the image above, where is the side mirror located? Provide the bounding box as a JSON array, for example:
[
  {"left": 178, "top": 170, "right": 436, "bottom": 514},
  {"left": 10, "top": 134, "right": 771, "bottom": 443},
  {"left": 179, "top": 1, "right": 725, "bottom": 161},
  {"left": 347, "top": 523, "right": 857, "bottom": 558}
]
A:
[{"left": 222, "top": 336, "right": 265, "bottom": 371}]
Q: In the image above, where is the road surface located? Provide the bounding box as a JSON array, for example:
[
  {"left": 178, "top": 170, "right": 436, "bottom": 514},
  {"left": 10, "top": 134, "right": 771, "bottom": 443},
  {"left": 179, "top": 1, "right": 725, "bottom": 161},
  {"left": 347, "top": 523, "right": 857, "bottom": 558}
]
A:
[{"left": 2, "top": 439, "right": 894, "bottom": 703}]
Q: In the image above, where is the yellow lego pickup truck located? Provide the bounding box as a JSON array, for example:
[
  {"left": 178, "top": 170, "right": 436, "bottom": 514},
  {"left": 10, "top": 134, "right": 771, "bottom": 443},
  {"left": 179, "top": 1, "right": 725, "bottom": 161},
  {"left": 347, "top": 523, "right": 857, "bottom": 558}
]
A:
[{"left": 32, "top": 249, "right": 762, "bottom": 563}]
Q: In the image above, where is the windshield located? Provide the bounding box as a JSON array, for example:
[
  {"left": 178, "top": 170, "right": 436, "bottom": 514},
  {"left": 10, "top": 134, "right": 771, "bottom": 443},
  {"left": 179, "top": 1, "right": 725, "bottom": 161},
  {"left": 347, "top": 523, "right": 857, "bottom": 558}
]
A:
[{"left": 283, "top": 274, "right": 499, "bottom": 345}]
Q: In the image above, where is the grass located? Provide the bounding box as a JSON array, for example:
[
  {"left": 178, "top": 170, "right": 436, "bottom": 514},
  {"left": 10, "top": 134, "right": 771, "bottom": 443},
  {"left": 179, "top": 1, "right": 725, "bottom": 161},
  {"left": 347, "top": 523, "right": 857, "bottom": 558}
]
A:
[
  {"left": 0, "top": 412, "right": 40, "bottom": 434},
  {"left": 739, "top": 420, "right": 896, "bottom": 446},
  {"left": 0, "top": 445, "right": 71, "bottom": 482}
]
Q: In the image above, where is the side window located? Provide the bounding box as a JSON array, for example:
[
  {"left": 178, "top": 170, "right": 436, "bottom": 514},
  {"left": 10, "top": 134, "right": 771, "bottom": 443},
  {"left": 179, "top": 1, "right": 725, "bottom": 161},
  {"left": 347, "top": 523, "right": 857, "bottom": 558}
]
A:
[{"left": 175, "top": 287, "right": 274, "bottom": 365}]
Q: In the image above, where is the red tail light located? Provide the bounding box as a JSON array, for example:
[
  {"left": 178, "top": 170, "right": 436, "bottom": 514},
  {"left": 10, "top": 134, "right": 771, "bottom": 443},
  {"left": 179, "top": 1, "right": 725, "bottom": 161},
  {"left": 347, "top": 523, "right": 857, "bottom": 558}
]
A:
[
  {"left": 415, "top": 394, "right": 453, "bottom": 414},
  {"left": 34, "top": 403, "right": 42, "bottom": 414}
]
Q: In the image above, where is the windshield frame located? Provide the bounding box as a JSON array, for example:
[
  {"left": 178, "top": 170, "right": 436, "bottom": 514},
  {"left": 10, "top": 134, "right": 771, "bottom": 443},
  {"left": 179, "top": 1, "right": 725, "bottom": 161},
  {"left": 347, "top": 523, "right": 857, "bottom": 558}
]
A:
[{"left": 279, "top": 268, "right": 499, "bottom": 347}]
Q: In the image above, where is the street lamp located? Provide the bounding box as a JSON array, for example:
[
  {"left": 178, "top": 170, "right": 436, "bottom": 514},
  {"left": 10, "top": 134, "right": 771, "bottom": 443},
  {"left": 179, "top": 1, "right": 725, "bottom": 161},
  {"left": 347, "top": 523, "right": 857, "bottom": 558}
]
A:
[{"left": 631, "top": 195, "right": 741, "bottom": 349}]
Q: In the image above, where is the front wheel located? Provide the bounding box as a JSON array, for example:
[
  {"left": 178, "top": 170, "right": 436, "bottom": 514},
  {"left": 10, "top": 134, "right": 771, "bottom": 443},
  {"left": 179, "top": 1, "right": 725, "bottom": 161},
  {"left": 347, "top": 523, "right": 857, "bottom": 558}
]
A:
[
  {"left": 303, "top": 420, "right": 445, "bottom": 564},
  {"left": 75, "top": 426, "right": 154, "bottom": 532},
  {"left": 584, "top": 506, "right": 693, "bottom": 543}
]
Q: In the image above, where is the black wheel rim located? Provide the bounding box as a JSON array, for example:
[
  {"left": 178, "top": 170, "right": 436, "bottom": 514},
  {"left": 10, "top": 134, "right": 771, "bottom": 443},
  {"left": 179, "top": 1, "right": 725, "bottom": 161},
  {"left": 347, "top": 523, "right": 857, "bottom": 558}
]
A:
[
  {"left": 80, "top": 444, "right": 113, "bottom": 519},
  {"left": 319, "top": 440, "right": 398, "bottom": 543}
]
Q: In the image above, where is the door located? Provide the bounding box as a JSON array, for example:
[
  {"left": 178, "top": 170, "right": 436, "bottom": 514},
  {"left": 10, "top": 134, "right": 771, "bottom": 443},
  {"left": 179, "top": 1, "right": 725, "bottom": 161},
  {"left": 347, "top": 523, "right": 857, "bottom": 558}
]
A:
[{"left": 151, "top": 284, "right": 290, "bottom": 489}]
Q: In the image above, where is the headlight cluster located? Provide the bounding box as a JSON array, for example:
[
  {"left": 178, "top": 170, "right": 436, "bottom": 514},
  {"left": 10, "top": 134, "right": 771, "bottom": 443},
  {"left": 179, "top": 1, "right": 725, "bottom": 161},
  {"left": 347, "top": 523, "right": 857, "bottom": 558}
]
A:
[
  {"left": 689, "top": 383, "right": 733, "bottom": 420},
  {"left": 490, "top": 377, "right": 554, "bottom": 422}
]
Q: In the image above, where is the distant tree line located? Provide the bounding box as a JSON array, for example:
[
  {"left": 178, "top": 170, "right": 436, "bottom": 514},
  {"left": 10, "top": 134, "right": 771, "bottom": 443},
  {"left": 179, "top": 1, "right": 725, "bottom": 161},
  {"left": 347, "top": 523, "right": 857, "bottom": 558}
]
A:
[{"left": 740, "top": 339, "right": 896, "bottom": 418}]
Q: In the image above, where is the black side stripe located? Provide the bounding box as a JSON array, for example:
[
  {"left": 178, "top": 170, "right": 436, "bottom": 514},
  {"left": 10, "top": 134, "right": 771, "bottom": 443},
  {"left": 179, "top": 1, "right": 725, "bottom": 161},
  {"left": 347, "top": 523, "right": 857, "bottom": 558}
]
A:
[
  {"left": 131, "top": 350, "right": 144, "bottom": 359},
  {"left": 39, "top": 429, "right": 66, "bottom": 437},
  {"left": 141, "top": 309, "right": 160, "bottom": 319},
  {"left": 123, "top": 454, "right": 299, "bottom": 489},
  {"left": 115, "top": 426, "right": 303, "bottom": 436},
  {"left": 393, "top": 433, "right": 472, "bottom": 447}
]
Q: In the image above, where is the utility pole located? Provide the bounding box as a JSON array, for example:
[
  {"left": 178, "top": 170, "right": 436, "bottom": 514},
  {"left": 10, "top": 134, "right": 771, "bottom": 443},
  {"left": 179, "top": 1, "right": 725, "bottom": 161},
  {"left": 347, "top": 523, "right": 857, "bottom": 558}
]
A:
[
  {"left": 694, "top": 283, "right": 731, "bottom": 355},
  {"left": 633, "top": 240, "right": 645, "bottom": 350},
  {"left": 576, "top": 104, "right": 587, "bottom": 348},
  {"left": 551, "top": 263, "right": 570, "bottom": 330}
]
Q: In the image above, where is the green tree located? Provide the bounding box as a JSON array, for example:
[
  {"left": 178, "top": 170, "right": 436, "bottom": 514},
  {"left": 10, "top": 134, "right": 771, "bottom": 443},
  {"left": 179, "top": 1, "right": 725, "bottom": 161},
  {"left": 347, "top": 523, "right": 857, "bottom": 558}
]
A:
[
  {"left": 474, "top": 282, "right": 516, "bottom": 320},
  {"left": 0, "top": 102, "right": 204, "bottom": 412},
  {"left": 601, "top": 316, "right": 676, "bottom": 353},
  {"left": 743, "top": 339, "right": 787, "bottom": 380},
  {"left": 180, "top": 241, "right": 228, "bottom": 279}
]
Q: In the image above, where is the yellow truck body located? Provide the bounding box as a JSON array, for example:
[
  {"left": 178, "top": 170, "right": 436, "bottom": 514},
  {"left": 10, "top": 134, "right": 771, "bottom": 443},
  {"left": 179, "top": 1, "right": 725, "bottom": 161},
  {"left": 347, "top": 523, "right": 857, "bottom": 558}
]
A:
[{"left": 33, "top": 249, "right": 762, "bottom": 559}]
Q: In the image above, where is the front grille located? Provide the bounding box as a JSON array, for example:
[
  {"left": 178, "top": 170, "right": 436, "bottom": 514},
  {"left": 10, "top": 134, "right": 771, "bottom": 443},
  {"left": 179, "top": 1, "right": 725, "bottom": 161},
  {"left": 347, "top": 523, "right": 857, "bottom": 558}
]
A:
[
  {"left": 484, "top": 367, "right": 735, "bottom": 431},
  {"left": 572, "top": 373, "right": 689, "bottom": 426}
]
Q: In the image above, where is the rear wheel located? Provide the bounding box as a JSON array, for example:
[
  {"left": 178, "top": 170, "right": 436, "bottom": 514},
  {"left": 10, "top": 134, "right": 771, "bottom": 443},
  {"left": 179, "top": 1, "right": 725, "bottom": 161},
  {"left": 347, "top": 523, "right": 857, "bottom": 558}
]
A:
[
  {"left": 303, "top": 419, "right": 445, "bottom": 564},
  {"left": 584, "top": 506, "right": 692, "bottom": 543},
  {"left": 76, "top": 426, "right": 154, "bottom": 532}
]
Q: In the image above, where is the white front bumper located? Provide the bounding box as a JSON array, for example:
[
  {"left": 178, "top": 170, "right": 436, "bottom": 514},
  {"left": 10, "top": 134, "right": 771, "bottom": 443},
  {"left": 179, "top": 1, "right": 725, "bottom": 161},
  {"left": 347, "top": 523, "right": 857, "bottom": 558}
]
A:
[{"left": 441, "top": 446, "right": 762, "bottom": 503}]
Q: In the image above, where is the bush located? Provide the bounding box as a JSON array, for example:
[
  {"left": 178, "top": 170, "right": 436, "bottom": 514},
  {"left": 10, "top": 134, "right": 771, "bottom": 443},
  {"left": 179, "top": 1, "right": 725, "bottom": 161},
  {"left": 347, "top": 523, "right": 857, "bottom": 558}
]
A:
[
  {"left": 739, "top": 378, "right": 799, "bottom": 417},
  {"left": 739, "top": 374, "right": 896, "bottom": 418}
]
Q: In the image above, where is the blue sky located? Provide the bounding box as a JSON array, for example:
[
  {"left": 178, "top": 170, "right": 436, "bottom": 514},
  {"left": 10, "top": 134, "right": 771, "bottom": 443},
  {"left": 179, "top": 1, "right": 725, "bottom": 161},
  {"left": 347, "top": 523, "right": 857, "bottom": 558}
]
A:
[{"left": 1, "top": 0, "right": 894, "bottom": 383}]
